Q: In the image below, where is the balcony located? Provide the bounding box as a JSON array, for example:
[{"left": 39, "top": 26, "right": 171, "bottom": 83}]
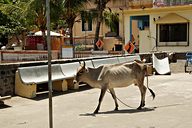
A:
[
  {"left": 128, "top": 0, "right": 153, "bottom": 9},
  {"left": 154, "top": 0, "right": 192, "bottom": 7}
]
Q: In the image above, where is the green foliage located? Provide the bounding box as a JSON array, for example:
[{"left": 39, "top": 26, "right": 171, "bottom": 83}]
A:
[
  {"left": 75, "top": 44, "right": 86, "bottom": 51},
  {"left": 0, "top": 12, "right": 26, "bottom": 35},
  {"left": 103, "top": 10, "right": 119, "bottom": 32},
  {"left": 0, "top": 0, "right": 11, "bottom": 4},
  {"left": 60, "top": 0, "right": 89, "bottom": 45},
  {"left": 0, "top": 0, "right": 29, "bottom": 37},
  {"left": 0, "top": 0, "right": 64, "bottom": 37},
  {"left": 0, "top": 0, "right": 90, "bottom": 44},
  {"left": 61, "top": 0, "right": 89, "bottom": 25},
  {"left": 88, "top": 0, "right": 118, "bottom": 50}
]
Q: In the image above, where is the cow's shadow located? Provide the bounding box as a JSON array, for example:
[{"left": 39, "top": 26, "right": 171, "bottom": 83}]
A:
[
  {"left": 99, "top": 107, "right": 155, "bottom": 115},
  {"left": 80, "top": 103, "right": 182, "bottom": 117},
  {"left": 79, "top": 107, "right": 155, "bottom": 117},
  {"left": 0, "top": 103, "right": 11, "bottom": 109}
]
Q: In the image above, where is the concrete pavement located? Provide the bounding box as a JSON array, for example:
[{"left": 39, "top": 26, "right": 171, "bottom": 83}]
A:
[{"left": 0, "top": 73, "right": 192, "bottom": 128}]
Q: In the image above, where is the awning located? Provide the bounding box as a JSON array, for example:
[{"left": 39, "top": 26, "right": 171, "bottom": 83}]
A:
[{"left": 155, "top": 13, "right": 189, "bottom": 24}]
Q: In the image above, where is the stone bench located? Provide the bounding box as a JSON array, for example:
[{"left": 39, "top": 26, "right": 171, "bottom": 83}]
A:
[
  {"left": 15, "top": 64, "right": 67, "bottom": 98},
  {"left": 92, "top": 57, "right": 119, "bottom": 68},
  {"left": 124, "top": 54, "right": 141, "bottom": 62},
  {"left": 91, "top": 55, "right": 141, "bottom": 68},
  {"left": 0, "top": 96, "right": 11, "bottom": 105}
]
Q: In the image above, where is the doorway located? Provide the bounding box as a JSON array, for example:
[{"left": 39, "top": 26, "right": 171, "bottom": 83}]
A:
[{"left": 130, "top": 15, "right": 149, "bottom": 53}]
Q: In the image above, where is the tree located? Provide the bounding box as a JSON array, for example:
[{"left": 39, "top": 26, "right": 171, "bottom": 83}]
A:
[
  {"left": 60, "top": 0, "right": 89, "bottom": 45},
  {"left": 0, "top": 0, "right": 62, "bottom": 49},
  {"left": 24, "top": 0, "right": 63, "bottom": 49},
  {"left": 87, "top": 0, "right": 119, "bottom": 50},
  {"left": 103, "top": 9, "right": 119, "bottom": 33},
  {"left": 93, "top": 0, "right": 111, "bottom": 50},
  {"left": 0, "top": 0, "right": 28, "bottom": 47}
]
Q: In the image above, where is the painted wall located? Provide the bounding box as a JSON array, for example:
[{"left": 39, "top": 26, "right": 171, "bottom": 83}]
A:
[
  {"left": 73, "top": 19, "right": 110, "bottom": 38},
  {"left": 139, "top": 30, "right": 151, "bottom": 53},
  {"left": 124, "top": 15, "right": 131, "bottom": 44}
]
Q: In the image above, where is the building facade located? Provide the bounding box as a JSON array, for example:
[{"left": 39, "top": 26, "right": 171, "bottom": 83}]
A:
[
  {"left": 72, "top": 0, "right": 192, "bottom": 53},
  {"left": 124, "top": 0, "right": 192, "bottom": 53}
]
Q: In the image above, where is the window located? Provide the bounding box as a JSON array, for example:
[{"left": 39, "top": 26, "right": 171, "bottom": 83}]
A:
[
  {"left": 157, "top": 23, "right": 189, "bottom": 46},
  {"left": 81, "top": 13, "right": 92, "bottom": 31}
]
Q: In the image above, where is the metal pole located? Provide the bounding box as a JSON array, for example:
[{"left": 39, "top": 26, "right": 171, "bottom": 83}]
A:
[{"left": 46, "top": 0, "right": 53, "bottom": 128}]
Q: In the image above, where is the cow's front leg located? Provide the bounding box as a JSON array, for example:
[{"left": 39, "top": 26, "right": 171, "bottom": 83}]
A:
[
  {"left": 94, "top": 85, "right": 107, "bottom": 114},
  {"left": 109, "top": 88, "right": 119, "bottom": 111}
]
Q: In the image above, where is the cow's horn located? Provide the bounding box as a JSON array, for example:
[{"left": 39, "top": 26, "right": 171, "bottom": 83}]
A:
[{"left": 83, "top": 61, "right": 86, "bottom": 68}]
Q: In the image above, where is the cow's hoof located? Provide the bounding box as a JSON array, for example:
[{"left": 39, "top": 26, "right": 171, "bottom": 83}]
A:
[
  {"left": 94, "top": 110, "right": 98, "bottom": 114},
  {"left": 114, "top": 107, "right": 119, "bottom": 111},
  {"left": 142, "top": 103, "right": 145, "bottom": 107},
  {"left": 137, "top": 106, "right": 142, "bottom": 110}
]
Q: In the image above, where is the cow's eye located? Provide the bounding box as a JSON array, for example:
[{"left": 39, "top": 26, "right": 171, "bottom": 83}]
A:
[{"left": 77, "top": 70, "right": 83, "bottom": 76}]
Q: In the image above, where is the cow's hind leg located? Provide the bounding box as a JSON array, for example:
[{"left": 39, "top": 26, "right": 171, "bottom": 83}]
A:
[
  {"left": 94, "top": 85, "right": 107, "bottom": 114},
  {"left": 109, "top": 88, "right": 119, "bottom": 111},
  {"left": 137, "top": 85, "right": 147, "bottom": 110}
]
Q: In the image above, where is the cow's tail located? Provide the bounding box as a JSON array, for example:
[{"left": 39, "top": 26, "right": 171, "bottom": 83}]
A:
[{"left": 145, "top": 65, "right": 155, "bottom": 99}]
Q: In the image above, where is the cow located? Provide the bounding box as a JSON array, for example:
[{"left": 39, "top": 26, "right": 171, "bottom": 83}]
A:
[{"left": 73, "top": 61, "right": 155, "bottom": 114}]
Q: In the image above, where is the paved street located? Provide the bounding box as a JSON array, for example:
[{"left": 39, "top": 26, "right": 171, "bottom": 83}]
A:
[{"left": 0, "top": 73, "right": 192, "bottom": 128}]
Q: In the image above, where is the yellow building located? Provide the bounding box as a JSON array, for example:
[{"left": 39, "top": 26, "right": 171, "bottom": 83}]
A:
[
  {"left": 72, "top": 0, "right": 154, "bottom": 51},
  {"left": 73, "top": 0, "right": 192, "bottom": 53},
  {"left": 124, "top": 1, "right": 192, "bottom": 53},
  {"left": 72, "top": 0, "right": 137, "bottom": 51}
]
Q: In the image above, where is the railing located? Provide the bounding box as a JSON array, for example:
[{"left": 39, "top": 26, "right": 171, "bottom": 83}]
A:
[
  {"left": 0, "top": 50, "right": 59, "bottom": 62},
  {"left": 74, "top": 51, "right": 124, "bottom": 58},
  {"left": 154, "top": 0, "right": 192, "bottom": 7},
  {"left": 0, "top": 50, "right": 124, "bottom": 62}
]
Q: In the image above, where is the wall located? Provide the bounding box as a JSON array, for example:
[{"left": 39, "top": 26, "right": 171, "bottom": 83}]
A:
[
  {"left": 139, "top": 30, "right": 152, "bottom": 53},
  {"left": 124, "top": 15, "right": 131, "bottom": 44},
  {"left": 0, "top": 64, "right": 19, "bottom": 96},
  {"left": 73, "top": 18, "right": 110, "bottom": 39}
]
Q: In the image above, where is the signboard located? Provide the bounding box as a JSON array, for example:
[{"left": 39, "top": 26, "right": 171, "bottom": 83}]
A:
[
  {"left": 124, "top": 41, "right": 135, "bottom": 54},
  {"left": 96, "top": 39, "right": 104, "bottom": 49},
  {"left": 62, "top": 45, "right": 73, "bottom": 58}
]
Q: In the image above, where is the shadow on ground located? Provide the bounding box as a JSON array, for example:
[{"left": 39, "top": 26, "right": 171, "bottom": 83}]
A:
[
  {"left": 79, "top": 107, "right": 155, "bottom": 117},
  {"left": 32, "top": 85, "right": 92, "bottom": 101},
  {"left": 0, "top": 103, "right": 11, "bottom": 109},
  {"left": 79, "top": 103, "right": 183, "bottom": 117}
]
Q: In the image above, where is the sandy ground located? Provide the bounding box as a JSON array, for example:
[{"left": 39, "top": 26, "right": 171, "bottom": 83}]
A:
[{"left": 0, "top": 73, "right": 192, "bottom": 128}]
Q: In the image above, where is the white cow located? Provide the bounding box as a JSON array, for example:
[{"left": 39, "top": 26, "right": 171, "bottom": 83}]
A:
[{"left": 74, "top": 61, "right": 155, "bottom": 114}]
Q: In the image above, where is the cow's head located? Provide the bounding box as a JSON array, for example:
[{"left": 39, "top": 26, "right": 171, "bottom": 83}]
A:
[{"left": 73, "top": 61, "right": 88, "bottom": 85}]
